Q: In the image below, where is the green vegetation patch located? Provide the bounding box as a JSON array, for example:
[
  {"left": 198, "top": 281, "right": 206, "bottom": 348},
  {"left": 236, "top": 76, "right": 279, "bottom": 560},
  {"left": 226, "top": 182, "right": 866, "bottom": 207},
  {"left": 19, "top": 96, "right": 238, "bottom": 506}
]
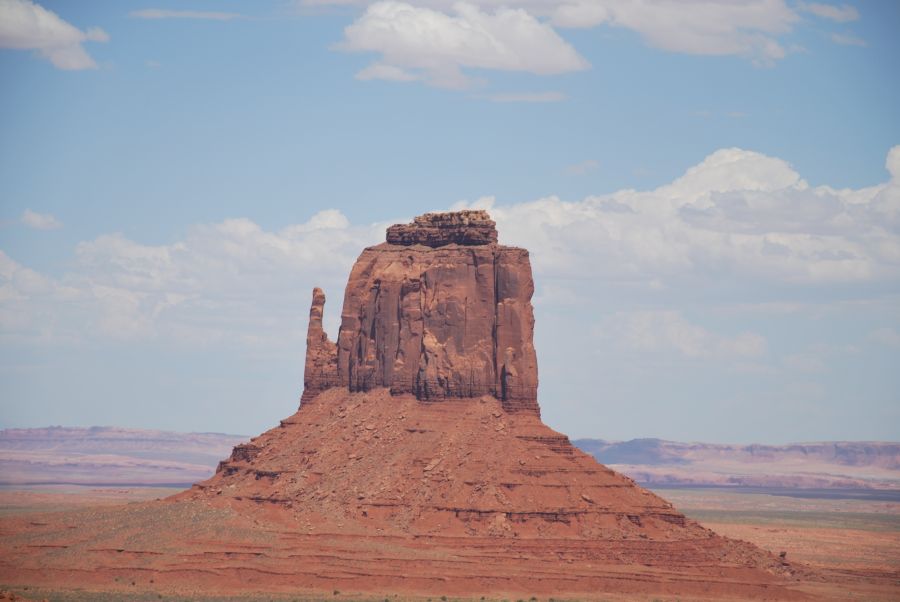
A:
[{"left": 684, "top": 509, "right": 900, "bottom": 532}]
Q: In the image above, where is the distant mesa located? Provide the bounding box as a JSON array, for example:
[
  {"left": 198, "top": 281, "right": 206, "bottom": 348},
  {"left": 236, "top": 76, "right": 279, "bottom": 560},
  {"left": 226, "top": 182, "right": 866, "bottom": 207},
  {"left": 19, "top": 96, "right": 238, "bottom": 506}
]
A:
[{"left": 2, "top": 426, "right": 895, "bottom": 491}]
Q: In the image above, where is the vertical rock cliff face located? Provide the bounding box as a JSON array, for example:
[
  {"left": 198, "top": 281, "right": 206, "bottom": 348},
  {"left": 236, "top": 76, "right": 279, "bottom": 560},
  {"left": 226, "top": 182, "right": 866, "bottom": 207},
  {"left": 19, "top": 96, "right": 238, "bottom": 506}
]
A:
[{"left": 302, "top": 210, "right": 539, "bottom": 414}]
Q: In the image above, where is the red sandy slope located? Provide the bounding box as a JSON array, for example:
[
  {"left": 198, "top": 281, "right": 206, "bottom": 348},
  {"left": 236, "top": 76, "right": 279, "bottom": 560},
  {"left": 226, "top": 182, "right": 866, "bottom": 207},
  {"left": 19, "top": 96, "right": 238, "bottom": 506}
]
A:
[{"left": 1, "top": 388, "right": 812, "bottom": 600}]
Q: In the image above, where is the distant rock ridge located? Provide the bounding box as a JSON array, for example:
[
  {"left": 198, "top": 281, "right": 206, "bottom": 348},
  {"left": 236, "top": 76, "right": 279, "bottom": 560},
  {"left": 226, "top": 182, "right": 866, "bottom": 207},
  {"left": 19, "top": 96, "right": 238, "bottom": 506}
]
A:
[{"left": 302, "top": 210, "right": 539, "bottom": 414}]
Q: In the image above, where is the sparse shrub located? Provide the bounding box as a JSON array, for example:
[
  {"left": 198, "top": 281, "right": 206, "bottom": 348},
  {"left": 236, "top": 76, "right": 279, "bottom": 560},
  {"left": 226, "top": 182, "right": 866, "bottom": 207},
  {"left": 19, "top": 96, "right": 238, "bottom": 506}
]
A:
[{"left": 333, "top": 590, "right": 340, "bottom": 596}]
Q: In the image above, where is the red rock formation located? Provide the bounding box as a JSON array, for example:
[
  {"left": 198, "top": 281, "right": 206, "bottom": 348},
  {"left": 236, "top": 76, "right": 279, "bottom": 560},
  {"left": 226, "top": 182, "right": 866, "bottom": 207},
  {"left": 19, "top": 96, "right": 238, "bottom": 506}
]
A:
[
  {"left": 205, "top": 388, "right": 705, "bottom": 539},
  {"left": 0, "top": 209, "right": 821, "bottom": 601},
  {"left": 305, "top": 210, "right": 539, "bottom": 414},
  {"left": 385, "top": 209, "right": 498, "bottom": 246},
  {"left": 300, "top": 287, "right": 338, "bottom": 404}
]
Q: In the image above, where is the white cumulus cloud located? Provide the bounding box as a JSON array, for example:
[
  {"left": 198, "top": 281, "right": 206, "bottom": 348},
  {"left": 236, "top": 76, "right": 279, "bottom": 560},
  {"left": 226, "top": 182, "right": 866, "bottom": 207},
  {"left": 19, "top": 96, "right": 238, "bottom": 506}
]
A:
[
  {"left": 0, "top": 211, "right": 385, "bottom": 346},
  {"left": 549, "top": 0, "right": 798, "bottom": 65},
  {"left": 0, "top": 0, "right": 108, "bottom": 70},
  {"left": 3, "top": 146, "right": 899, "bottom": 356},
  {"left": 456, "top": 145, "right": 900, "bottom": 285},
  {"left": 323, "top": 0, "right": 803, "bottom": 74},
  {"left": 340, "top": 1, "right": 589, "bottom": 88}
]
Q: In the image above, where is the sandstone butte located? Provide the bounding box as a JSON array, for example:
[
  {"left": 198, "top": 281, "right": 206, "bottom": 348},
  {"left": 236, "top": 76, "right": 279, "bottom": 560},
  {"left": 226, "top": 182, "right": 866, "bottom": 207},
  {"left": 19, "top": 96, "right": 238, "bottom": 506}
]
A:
[{"left": 0, "top": 210, "right": 880, "bottom": 601}]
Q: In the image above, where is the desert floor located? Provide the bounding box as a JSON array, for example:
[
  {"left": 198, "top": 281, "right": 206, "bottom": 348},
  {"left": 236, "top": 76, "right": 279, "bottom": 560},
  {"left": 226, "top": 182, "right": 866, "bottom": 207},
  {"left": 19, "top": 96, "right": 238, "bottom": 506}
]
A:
[{"left": 1, "top": 484, "right": 897, "bottom": 601}]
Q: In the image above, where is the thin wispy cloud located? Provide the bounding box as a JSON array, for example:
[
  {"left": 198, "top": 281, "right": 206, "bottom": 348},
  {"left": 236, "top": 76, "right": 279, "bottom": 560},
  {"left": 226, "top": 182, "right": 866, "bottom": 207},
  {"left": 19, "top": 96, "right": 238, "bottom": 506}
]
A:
[
  {"left": 694, "top": 110, "right": 750, "bottom": 119},
  {"left": 355, "top": 62, "right": 416, "bottom": 82},
  {"left": 486, "top": 91, "right": 566, "bottom": 103},
  {"left": 0, "top": 0, "right": 108, "bottom": 70},
  {"left": 798, "top": 2, "right": 860, "bottom": 23},
  {"left": 20, "top": 210, "right": 62, "bottom": 230},
  {"left": 599, "top": 310, "right": 767, "bottom": 360},
  {"left": 130, "top": 9, "right": 244, "bottom": 21},
  {"left": 868, "top": 327, "right": 900, "bottom": 348},
  {"left": 564, "top": 159, "right": 600, "bottom": 176},
  {"left": 830, "top": 32, "right": 866, "bottom": 47}
]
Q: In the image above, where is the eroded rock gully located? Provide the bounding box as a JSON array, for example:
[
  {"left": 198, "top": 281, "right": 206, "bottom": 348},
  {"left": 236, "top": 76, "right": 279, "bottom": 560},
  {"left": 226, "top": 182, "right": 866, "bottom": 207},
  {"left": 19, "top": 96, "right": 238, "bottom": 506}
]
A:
[{"left": 0, "top": 210, "right": 837, "bottom": 600}]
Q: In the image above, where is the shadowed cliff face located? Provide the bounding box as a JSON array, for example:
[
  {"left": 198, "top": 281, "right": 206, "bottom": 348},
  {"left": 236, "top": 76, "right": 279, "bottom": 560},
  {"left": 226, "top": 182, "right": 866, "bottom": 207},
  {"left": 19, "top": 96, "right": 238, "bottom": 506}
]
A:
[{"left": 302, "top": 210, "right": 539, "bottom": 414}]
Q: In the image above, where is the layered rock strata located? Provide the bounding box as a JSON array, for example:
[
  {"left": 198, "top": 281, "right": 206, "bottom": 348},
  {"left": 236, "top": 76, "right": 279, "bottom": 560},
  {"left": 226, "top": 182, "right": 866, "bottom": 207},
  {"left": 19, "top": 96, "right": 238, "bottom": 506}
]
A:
[
  {"left": 203, "top": 388, "right": 710, "bottom": 540},
  {"left": 304, "top": 210, "right": 539, "bottom": 414},
  {"left": 385, "top": 209, "right": 499, "bottom": 247}
]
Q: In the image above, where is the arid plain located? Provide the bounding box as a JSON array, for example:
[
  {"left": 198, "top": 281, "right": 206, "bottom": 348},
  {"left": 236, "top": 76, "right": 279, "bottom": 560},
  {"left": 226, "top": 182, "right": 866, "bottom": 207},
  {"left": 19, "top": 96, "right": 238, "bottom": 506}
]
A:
[{"left": 1, "top": 480, "right": 897, "bottom": 600}]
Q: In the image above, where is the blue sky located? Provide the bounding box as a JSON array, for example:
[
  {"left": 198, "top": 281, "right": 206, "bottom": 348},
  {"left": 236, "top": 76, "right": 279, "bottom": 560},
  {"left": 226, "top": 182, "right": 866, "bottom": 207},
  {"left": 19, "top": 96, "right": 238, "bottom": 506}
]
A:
[{"left": 1, "top": 0, "right": 898, "bottom": 442}]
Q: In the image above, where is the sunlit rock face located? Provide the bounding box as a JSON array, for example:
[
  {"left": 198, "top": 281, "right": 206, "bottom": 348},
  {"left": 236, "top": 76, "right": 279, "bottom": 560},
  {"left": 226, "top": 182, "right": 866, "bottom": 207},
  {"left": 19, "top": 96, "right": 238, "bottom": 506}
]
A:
[{"left": 303, "top": 210, "right": 539, "bottom": 414}]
